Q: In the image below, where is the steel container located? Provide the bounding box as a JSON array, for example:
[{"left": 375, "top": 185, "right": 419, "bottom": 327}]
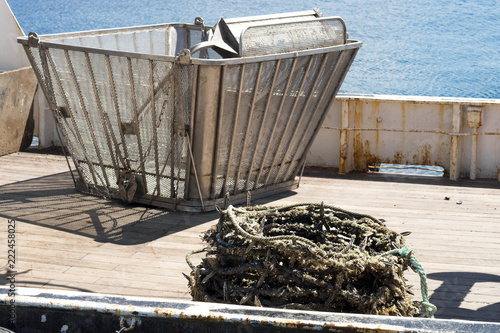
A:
[{"left": 18, "top": 12, "right": 361, "bottom": 211}]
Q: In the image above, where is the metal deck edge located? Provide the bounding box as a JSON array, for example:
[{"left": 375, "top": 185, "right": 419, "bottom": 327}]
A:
[{"left": 1, "top": 287, "right": 499, "bottom": 332}]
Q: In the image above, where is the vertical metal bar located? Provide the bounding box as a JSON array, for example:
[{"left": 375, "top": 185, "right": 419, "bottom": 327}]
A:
[
  {"left": 210, "top": 65, "right": 227, "bottom": 199},
  {"left": 149, "top": 60, "right": 161, "bottom": 195},
  {"left": 184, "top": 64, "right": 199, "bottom": 200},
  {"left": 188, "top": 64, "right": 220, "bottom": 202},
  {"left": 170, "top": 73, "right": 176, "bottom": 198},
  {"left": 65, "top": 49, "right": 110, "bottom": 187},
  {"left": 295, "top": 49, "right": 358, "bottom": 179},
  {"left": 339, "top": 100, "right": 350, "bottom": 174},
  {"left": 270, "top": 55, "right": 314, "bottom": 185},
  {"left": 85, "top": 52, "right": 120, "bottom": 181},
  {"left": 173, "top": 64, "right": 189, "bottom": 204},
  {"left": 279, "top": 54, "right": 329, "bottom": 182},
  {"left": 256, "top": 58, "right": 297, "bottom": 188},
  {"left": 233, "top": 63, "right": 263, "bottom": 195},
  {"left": 176, "top": 73, "right": 184, "bottom": 202},
  {"left": 105, "top": 54, "right": 131, "bottom": 170},
  {"left": 245, "top": 59, "right": 281, "bottom": 191},
  {"left": 221, "top": 64, "right": 246, "bottom": 196},
  {"left": 449, "top": 103, "right": 461, "bottom": 180},
  {"left": 127, "top": 57, "right": 149, "bottom": 193}
]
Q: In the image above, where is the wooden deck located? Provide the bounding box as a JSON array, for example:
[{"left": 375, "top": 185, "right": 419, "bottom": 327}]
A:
[{"left": 0, "top": 150, "right": 499, "bottom": 323}]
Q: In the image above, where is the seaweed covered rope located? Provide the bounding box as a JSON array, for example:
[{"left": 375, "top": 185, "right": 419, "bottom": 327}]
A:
[{"left": 186, "top": 203, "right": 436, "bottom": 317}]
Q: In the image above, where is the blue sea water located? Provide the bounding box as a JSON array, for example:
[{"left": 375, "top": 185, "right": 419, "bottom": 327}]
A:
[{"left": 8, "top": 0, "right": 500, "bottom": 98}]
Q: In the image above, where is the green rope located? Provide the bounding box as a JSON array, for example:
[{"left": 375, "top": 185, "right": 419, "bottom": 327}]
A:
[{"left": 382, "top": 246, "right": 437, "bottom": 318}]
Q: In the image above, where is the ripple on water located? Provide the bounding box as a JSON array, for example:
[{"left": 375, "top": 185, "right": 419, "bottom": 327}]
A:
[{"left": 8, "top": 0, "right": 500, "bottom": 98}]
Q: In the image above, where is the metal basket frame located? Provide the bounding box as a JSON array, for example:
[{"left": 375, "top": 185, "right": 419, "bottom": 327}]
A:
[{"left": 18, "top": 21, "right": 361, "bottom": 212}]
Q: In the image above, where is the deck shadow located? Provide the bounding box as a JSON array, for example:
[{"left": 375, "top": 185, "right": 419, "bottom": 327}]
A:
[
  {"left": 0, "top": 267, "right": 91, "bottom": 293},
  {"left": 303, "top": 167, "right": 500, "bottom": 190},
  {"left": 0, "top": 171, "right": 220, "bottom": 245},
  {"left": 427, "top": 272, "right": 500, "bottom": 323}
]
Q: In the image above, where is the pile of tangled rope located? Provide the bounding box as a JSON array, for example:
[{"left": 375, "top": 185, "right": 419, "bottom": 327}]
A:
[{"left": 186, "top": 203, "right": 436, "bottom": 318}]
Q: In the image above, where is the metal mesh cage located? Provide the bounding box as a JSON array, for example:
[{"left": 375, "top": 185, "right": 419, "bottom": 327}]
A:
[{"left": 19, "top": 13, "right": 361, "bottom": 211}]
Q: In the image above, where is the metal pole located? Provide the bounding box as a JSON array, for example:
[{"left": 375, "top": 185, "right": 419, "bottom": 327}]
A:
[
  {"left": 339, "top": 99, "right": 350, "bottom": 174},
  {"left": 470, "top": 127, "right": 478, "bottom": 180},
  {"left": 449, "top": 103, "right": 461, "bottom": 180}
]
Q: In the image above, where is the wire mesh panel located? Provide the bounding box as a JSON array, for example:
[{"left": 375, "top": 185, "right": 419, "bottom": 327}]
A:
[
  {"left": 240, "top": 17, "right": 346, "bottom": 57},
  {"left": 19, "top": 14, "right": 361, "bottom": 211},
  {"left": 209, "top": 48, "right": 358, "bottom": 200},
  {"left": 26, "top": 36, "right": 193, "bottom": 205}
]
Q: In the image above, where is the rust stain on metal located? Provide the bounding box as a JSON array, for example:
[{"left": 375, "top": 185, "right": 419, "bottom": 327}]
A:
[
  {"left": 354, "top": 100, "right": 364, "bottom": 129},
  {"left": 375, "top": 115, "right": 382, "bottom": 148},
  {"left": 392, "top": 152, "right": 404, "bottom": 164},
  {"left": 400, "top": 103, "right": 406, "bottom": 153},
  {"left": 353, "top": 137, "right": 381, "bottom": 171},
  {"left": 153, "top": 308, "right": 175, "bottom": 317},
  {"left": 353, "top": 134, "right": 365, "bottom": 171},
  {"left": 274, "top": 319, "right": 317, "bottom": 330},
  {"left": 321, "top": 323, "right": 400, "bottom": 333},
  {"left": 401, "top": 103, "right": 406, "bottom": 130},
  {"left": 438, "top": 104, "right": 445, "bottom": 129},
  {"left": 412, "top": 143, "right": 432, "bottom": 166}
]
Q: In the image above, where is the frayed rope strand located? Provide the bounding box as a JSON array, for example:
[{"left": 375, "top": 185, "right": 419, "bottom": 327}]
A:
[{"left": 382, "top": 246, "right": 437, "bottom": 318}]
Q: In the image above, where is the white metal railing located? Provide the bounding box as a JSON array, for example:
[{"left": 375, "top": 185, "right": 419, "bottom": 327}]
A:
[{"left": 307, "top": 94, "right": 500, "bottom": 181}]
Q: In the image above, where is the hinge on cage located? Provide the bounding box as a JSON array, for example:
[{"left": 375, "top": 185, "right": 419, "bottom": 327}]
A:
[
  {"left": 117, "top": 170, "right": 144, "bottom": 204},
  {"left": 57, "top": 106, "right": 70, "bottom": 118},
  {"left": 27, "top": 32, "right": 39, "bottom": 47},
  {"left": 174, "top": 123, "right": 190, "bottom": 137},
  {"left": 120, "top": 122, "right": 136, "bottom": 135},
  {"left": 194, "top": 17, "right": 209, "bottom": 42},
  {"left": 176, "top": 49, "right": 192, "bottom": 65}
]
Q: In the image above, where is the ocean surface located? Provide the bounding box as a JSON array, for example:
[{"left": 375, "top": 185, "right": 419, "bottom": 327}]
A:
[{"left": 8, "top": 0, "right": 500, "bottom": 98}]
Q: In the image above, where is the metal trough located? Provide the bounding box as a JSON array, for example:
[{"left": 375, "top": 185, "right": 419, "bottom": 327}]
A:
[{"left": 17, "top": 10, "right": 361, "bottom": 211}]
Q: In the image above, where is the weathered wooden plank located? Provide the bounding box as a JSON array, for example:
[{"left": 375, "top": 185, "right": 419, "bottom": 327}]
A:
[{"left": 1, "top": 151, "right": 499, "bottom": 323}]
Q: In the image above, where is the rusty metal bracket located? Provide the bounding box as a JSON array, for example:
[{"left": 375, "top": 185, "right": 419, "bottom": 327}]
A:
[
  {"left": 174, "top": 122, "right": 190, "bottom": 137},
  {"left": 57, "top": 106, "right": 70, "bottom": 118},
  {"left": 27, "top": 32, "right": 39, "bottom": 47},
  {"left": 466, "top": 106, "right": 483, "bottom": 128},
  {"left": 176, "top": 49, "right": 192, "bottom": 65}
]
